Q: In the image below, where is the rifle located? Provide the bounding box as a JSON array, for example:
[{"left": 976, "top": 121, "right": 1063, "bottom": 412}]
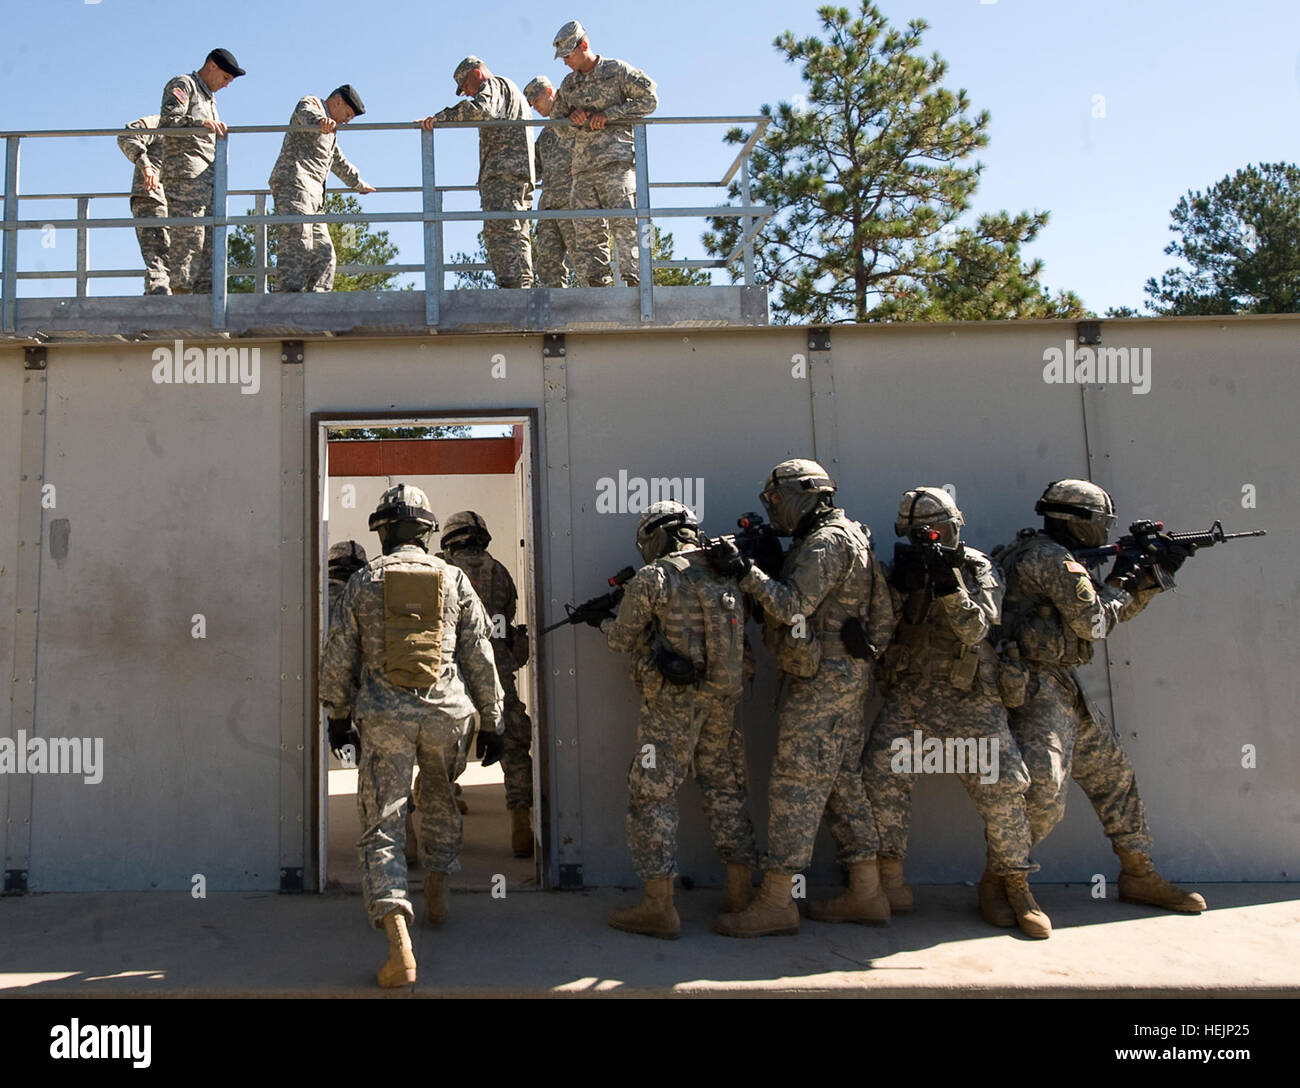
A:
[
  {"left": 709, "top": 511, "right": 785, "bottom": 579},
  {"left": 889, "top": 526, "right": 963, "bottom": 596},
  {"left": 542, "top": 566, "right": 637, "bottom": 634},
  {"left": 1075, "top": 519, "right": 1267, "bottom": 591}
]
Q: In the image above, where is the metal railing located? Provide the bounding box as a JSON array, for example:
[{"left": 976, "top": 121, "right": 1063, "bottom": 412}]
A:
[{"left": 0, "top": 116, "right": 771, "bottom": 331}]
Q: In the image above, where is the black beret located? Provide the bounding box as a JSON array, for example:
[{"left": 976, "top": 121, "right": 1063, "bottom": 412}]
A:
[
  {"left": 330, "top": 84, "right": 365, "bottom": 117},
  {"left": 206, "top": 48, "right": 245, "bottom": 77}
]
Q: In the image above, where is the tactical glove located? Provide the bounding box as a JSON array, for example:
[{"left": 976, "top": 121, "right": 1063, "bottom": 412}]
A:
[
  {"left": 328, "top": 716, "right": 361, "bottom": 764},
  {"left": 584, "top": 607, "right": 614, "bottom": 629},
  {"left": 706, "top": 538, "right": 751, "bottom": 578},
  {"left": 841, "top": 617, "right": 877, "bottom": 661},
  {"left": 478, "top": 729, "right": 505, "bottom": 767},
  {"left": 923, "top": 550, "right": 961, "bottom": 596},
  {"left": 1156, "top": 534, "right": 1194, "bottom": 573},
  {"left": 1107, "top": 553, "right": 1142, "bottom": 592}
]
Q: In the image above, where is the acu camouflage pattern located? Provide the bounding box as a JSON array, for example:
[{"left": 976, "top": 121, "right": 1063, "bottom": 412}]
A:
[
  {"left": 270, "top": 95, "right": 370, "bottom": 293},
  {"left": 440, "top": 544, "right": 533, "bottom": 810},
  {"left": 995, "top": 530, "right": 1158, "bottom": 853},
  {"left": 740, "top": 508, "right": 897, "bottom": 872},
  {"left": 552, "top": 57, "right": 658, "bottom": 287},
  {"left": 864, "top": 547, "right": 1035, "bottom": 875},
  {"left": 159, "top": 73, "right": 220, "bottom": 293},
  {"left": 118, "top": 116, "right": 169, "bottom": 294},
  {"left": 319, "top": 544, "right": 503, "bottom": 927},
  {"left": 603, "top": 545, "right": 757, "bottom": 880},
  {"left": 534, "top": 125, "right": 580, "bottom": 286}
]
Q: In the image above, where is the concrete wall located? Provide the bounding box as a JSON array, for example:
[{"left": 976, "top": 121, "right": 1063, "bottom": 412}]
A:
[{"left": 2, "top": 316, "right": 1294, "bottom": 891}]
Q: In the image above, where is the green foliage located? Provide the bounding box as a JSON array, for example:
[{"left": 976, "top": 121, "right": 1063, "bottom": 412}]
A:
[
  {"left": 227, "top": 193, "right": 401, "bottom": 292},
  {"left": 704, "top": 1, "right": 1079, "bottom": 323},
  {"left": 1141, "top": 162, "right": 1300, "bottom": 315},
  {"left": 328, "top": 425, "right": 472, "bottom": 440}
]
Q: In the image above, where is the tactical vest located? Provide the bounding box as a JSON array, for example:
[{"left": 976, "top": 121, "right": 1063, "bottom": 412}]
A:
[
  {"left": 889, "top": 553, "right": 995, "bottom": 692},
  {"left": 382, "top": 567, "right": 446, "bottom": 689},
  {"left": 656, "top": 551, "right": 746, "bottom": 702},
  {"left": 441, "top": 546, "right": 523, "bottom": 670},
  {"left": 995, "top": 530, "right": 1093, "bottom": 667}
]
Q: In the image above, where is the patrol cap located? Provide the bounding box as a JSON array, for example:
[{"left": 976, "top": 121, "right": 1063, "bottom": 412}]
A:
[
  {"left": 329, "top": 84, "right": 366, "bottom": 117},
  {"left": 206, "top": 48, "right": 246, "bottom": 77},
  {"left": 523, "top": 75, "right": 553, "bottom": 103},
  {"left": 453, "top": 56, "right": 485, "bottom": 92},
  {"left": 553, "top": 20, "right": 587, "bottom": 59}
]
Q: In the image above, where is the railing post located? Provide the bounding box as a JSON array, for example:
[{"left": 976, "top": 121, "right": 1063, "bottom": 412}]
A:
[
  {"left": 254, "top": 192, "right": 268, "bottom": 294},
  {"left": 2, "top": 136, "right": 19, "bottom": 333},
  {"left": 740, "top": 158, "right": 755, "bottom": 287},
  {"left": 76, "top": 196, "right": 89, "bottom": 299},
  {"left": 421, "top": 127, "right": 441, "bottom": 326},
  {"left": 633, "top": 123, "right": 652, "bottom": 322},
  {"left": 211, "top": 132, "right": 228, "bottom": 329}
]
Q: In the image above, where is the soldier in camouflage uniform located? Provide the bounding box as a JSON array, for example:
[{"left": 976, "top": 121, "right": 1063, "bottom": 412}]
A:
[
  {"left": 524, "top": 76, "right": 581, "bottom": 288},
  {"left": 328, "top": 540, "right": 368, "bottom": 621},
  {"left": 419, "top": 58, "right": 534, "bottom": 288},
  {"left": 550, "top": 21, "right": 658, "bottom": 287},
  {"left": 994, "top": 479, "right": 1205, "bottom": 913},
  {"left": 437, "top": 511, "right": 535, "bottom": 858},
  {"left": 709, "top": 460, "right": 897, "bottom": 937},
  {"left": 117, "top": 116, "right": 170, "bottom": 295},
  {"left": 269, "top": 85, "right": 375, "bottom": 292},
  {"left": 597, "top": 501, "right": 757, "bottom": 938},
  {"left": 158, "top": 48, "right": 244, "bottom": 294},
  {"left": 320, "top": 485, "right": 504, "bottom": 987},
  {"left": 863, "top": 488, "right": 1050, "bottom": 938}
]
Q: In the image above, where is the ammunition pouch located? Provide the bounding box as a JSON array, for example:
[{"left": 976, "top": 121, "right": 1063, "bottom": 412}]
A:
[
  {"left": 655, "top": 645, "right": 702, "bottom": 686},
  {"left": 997, "top": 655, "right": 1029, "bottom": 709},
  {"left": 383, "top": 569, "right": 446, "bottom": 689}
]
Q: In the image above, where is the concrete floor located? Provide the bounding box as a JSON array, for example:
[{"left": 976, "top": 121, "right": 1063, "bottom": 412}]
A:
[{"left": 1, "top": 882, "right": 1296, "bottom": 997}]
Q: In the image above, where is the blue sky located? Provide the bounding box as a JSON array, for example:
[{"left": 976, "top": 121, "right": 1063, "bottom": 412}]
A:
[{"left": 2, "top": 0, "right": 1297, "bottom": 312}]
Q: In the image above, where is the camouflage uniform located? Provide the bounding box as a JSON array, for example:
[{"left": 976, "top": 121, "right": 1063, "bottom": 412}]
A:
[
  {"left": 439, "top": 543, "right": 532, "bottom": 809},
  {"left": 159, "top": 72, "right": 221, "bottom": 293},
  {"left": 602, "top": 545, "right": 756, "bottom": 879},
  {"left": 533, "top": 125, "right": 581, "bottom": 287},
  {"left": 269, "top": 95, "right": 371, "bottom": 292},
  {"left": 319, "top": 544, "right": 504, "bottom": 928},
  {"left": 995, "top": 530, "right": 1161, "bottom": 853},
  {"left": 551, "top": 58, "right": 658, "bottom": 286},
  {"left": 117, "top": 116, "right": 170, "bottom": 295},
  {"left": 739, "top": 509, "right": 896, "bottom": 873},
  {"left": 864, "top": 547, "right": 1035, "bottom": 875},
  {"left": 436, "top": 76, "right": 535, "bottom": 288}
]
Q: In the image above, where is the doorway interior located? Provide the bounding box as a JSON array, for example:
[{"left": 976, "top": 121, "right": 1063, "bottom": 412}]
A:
[{"left": 313, "top": 412, "right": 542, "bottom": 894}]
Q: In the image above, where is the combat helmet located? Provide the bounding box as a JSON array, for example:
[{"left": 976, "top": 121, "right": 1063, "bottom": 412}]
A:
[
  {"left": 895, "top": 486, "right": 964, "bottom": 551},
  {"left": 328, "top": 539, "right": 368, "bottom": 578},
  {"left": 760, "top": 458, "right": 836, "bottom": 536},
  {"left": 636, "top": 500, "right": 700, "bottom": 563},
  {"left": 369, "top": 483, "right": 439, "bottom": 552},
  {"left": 441, "top": 510, "right": 492, "bottom": 552},
  {"left": 1035, "top": 479, "right": 1116, "bottom": 549}
]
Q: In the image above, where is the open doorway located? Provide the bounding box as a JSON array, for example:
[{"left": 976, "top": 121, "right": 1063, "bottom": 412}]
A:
[{"left": 312, "top": 411, "right": 542, "bottom": 894}]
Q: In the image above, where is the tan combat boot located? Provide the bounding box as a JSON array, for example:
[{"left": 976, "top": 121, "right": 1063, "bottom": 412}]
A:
[
  {"left": 1003, "top": 872, "right": 1051, "bottom": 939},
  {"left": 878, "top": 855, "right": 914, "bottom": 913},
  {"left": 721, "top": 862, "right": 754, "bottom": 913},
  {"left": 714, "top": 870, "right": 800, "bottom": 937},
  {"left": 1116, "top": 850, "right": 1207, "bottom": 913},
  {"left": 511, "top": 806, "right": 534, "bottom": 858},
  {"left": 978, "top": 866, "right": 1016, "bottom": 927},
  {"left": 377, "top": 911, "right": 417, "bottom": 987},
  {"left": 608, "top": 876, "right": 680, "bottom": 939},
  {"left": 423, "top": 871, "right": 448, "bottom": 926},
  {"left": 807, "top": 858, "right": 891, "bottom": 925}
]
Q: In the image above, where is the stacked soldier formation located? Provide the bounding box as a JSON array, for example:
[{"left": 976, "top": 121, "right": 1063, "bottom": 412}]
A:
[
  {"left": 420, "top": 58, "right": 535, "bottom": 289},
  {"left": 438, "top": 511, "right": 536, "bottom": 858},
  {"left": 157, "top": 48, "right": 243, "bottom": 295},
  {"left": 597, "top": 501, "right": 758, "bottom": 938},
  {"left": 550, "top": 20, "right": 658, "bottom": 287},
  {"left": 117, "top": 116, "right": 169, "bottom": 295},
  {"left": 320, "top": 485, "right": 503, "bottom": 987},
  {"left": 269, "top": 84, "right": 375, "bottom": 292}
]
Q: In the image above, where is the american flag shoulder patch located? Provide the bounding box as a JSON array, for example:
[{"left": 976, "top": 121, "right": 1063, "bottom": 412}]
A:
[
  {"left": 1064, "top": 560, "right": 1088, "bottom": 574},
  {"left": 171, "top": 85, "right": 189, "bottom": 106}
]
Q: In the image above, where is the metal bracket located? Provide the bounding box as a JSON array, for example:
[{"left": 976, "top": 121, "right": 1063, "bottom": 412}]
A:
[
  {"left": 808, "top": 327, "right": 831, "bottom": 352},
  {"left": 543, "top": 333, "right": 566, "bottom": 358},
  {"left": 4, "top": 869, "right": 28, "bottom": 894},
  {"left": 280, "top": 340, "right": 304, "bottom": 365},
  {"left": 1076, "top": 321, "right": 1102, "bottom": 346},
  {"left": 279, "top": 867, "right": 304, "bottom": 892},
  {"left": 558, "top": 863, "right": 583, "bottom": 890},
  {"left": 23, "top": 346, "right": 46, "bottom": 370}
]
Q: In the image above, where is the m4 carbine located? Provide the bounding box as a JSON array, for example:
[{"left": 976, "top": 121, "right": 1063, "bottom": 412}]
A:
[
  {"left": 709, "top": 511, "right": 785, "bottom": 578},
  {"left": 542, "top": 566, "right": 637, "bottom": 634},
  {"left": 1076, "top": 519, "right": 1267, "bottom": 591}
]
